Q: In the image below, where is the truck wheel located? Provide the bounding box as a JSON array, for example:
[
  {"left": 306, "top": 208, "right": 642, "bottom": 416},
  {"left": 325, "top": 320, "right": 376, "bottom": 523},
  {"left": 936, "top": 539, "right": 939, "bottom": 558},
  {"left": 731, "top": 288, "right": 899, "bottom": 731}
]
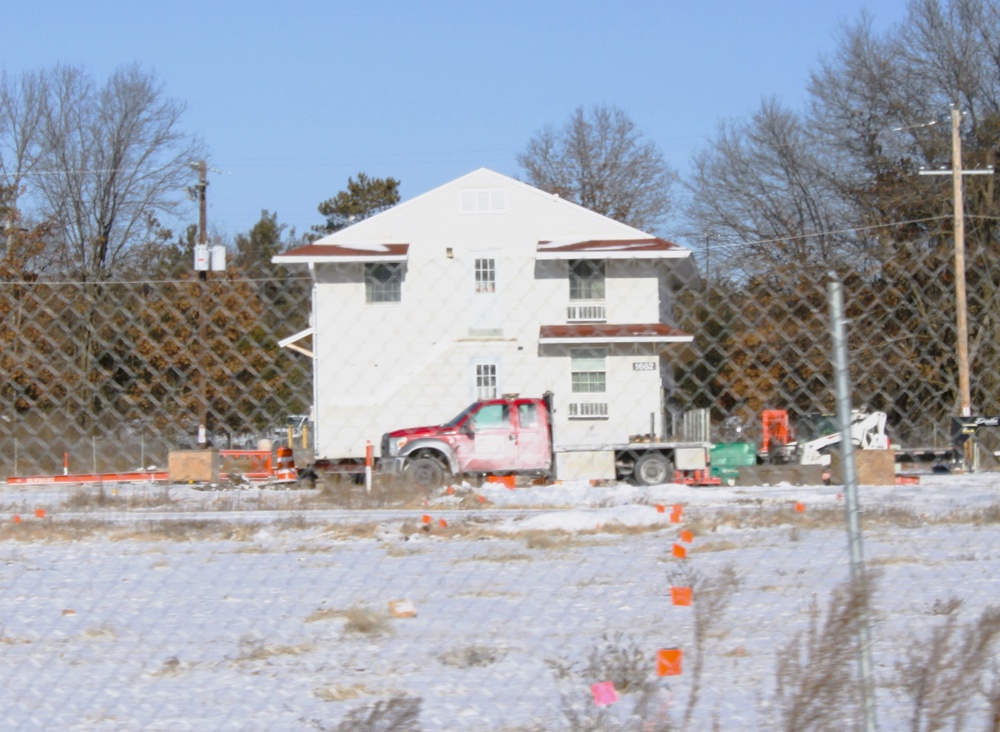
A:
[
  {"left": 404, "top": 457, "right": 448, "bottom": 489},
  {"left": 634, "top": 453, "right": 673, "bottom": 486}
]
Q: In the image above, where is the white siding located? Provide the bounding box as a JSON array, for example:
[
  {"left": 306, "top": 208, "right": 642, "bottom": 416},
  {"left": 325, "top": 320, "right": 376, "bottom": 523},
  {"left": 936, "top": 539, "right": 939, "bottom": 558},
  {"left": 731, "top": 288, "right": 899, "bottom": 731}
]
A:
[{"left": 305, "top": 169, "right": 687, "bottom": 460}]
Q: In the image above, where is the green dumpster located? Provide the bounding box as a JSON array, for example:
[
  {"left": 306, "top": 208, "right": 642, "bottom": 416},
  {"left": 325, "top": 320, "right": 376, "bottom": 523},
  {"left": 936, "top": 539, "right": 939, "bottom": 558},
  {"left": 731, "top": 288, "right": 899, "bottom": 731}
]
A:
[{"left": 710, "top": 442, "right": 757, "bottom": 485}]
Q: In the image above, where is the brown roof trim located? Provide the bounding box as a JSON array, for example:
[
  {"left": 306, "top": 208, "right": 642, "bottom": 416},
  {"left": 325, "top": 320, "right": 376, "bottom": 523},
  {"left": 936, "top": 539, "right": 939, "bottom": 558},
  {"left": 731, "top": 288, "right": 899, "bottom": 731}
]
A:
[
  {"left": 539, "top": 323, "right": 693, "bottom": 344},
  {"left": 274, "top": 243, "right": 409, "bottom": 264},
  {"left": 536, "top": 238, "right": 687, "bottom": 259}
]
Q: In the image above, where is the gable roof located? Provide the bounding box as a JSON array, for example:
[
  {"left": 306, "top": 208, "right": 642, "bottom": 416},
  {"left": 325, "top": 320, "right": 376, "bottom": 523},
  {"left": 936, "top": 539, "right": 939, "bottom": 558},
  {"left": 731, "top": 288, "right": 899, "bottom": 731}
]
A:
[{"left": 273, "top": 168, "right": 689, "bottom": 264}]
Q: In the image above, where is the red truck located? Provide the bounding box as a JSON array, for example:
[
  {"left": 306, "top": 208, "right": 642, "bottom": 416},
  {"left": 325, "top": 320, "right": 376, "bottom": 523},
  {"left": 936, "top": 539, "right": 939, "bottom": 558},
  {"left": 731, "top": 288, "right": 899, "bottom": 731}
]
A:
[{"left": 379, "top": 394, "right": 711, "bottom": 488}]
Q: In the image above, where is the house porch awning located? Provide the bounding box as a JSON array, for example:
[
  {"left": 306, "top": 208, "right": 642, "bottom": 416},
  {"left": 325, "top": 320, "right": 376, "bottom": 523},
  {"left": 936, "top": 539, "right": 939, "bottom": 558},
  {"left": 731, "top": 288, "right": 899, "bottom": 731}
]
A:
[
  {"left": 278, "top": 327, "right": 314, "bottom": 357},
  {"left": 538, "top": 323, "right": 693, "bottom": 345}
]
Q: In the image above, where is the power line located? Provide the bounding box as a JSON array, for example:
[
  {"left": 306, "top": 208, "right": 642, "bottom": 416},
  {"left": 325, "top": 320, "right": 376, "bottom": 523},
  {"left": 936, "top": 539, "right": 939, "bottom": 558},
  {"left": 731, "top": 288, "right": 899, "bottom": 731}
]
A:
[{"left": 696, "top": 215, "right": 952, "bottom": 252}]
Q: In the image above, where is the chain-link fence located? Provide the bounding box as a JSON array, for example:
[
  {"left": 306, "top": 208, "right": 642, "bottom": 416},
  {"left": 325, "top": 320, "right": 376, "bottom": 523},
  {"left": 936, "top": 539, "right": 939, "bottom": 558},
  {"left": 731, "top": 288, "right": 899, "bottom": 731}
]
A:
[
  {"left": 0, "top": 478, "right": 997, "bottom": 729},
  {"left": 0, "top": 250, "right": 998, "bottom": 729},
  {"left": 2, "top": 240, "right": 999, "bottom": 478},
  {"left": 1, "top": 276, "right": 313, "bottom": 477}
]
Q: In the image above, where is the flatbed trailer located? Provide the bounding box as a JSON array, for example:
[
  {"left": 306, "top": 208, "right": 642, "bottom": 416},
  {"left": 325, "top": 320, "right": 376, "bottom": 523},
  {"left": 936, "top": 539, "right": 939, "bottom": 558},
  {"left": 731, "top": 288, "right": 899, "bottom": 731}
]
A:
[{"left": 893, "top": 445, "right": 963, "bottom": 473}]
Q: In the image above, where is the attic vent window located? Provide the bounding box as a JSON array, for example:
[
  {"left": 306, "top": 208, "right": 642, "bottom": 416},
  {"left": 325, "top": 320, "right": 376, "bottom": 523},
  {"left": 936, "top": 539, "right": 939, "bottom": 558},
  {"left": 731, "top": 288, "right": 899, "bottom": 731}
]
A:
[{"left": 461, "top": 188, "right": 507, "bottom": 214}]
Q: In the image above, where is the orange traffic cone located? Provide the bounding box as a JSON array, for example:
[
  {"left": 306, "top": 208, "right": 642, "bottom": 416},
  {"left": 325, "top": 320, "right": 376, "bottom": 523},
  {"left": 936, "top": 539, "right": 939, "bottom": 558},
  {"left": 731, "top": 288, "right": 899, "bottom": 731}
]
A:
[{"left": 275, "top": 446, "right": 297, "bottom": 483}]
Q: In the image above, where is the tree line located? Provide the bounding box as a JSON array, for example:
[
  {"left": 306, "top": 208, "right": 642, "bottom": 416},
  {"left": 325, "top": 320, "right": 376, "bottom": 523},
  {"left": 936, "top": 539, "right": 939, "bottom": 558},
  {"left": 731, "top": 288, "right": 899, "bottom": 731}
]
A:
[
  {"left": 678, "top": 0, "right": 1000, "bottom": 434},
  {"left": 2, "top": 0, "right": 999, "bottom": 447}
]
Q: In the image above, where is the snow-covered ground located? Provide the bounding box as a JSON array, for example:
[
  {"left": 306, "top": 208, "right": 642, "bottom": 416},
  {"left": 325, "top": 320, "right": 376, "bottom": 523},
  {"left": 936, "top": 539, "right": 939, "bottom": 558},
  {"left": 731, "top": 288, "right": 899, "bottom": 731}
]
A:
[{"left": 0, "top": 473, "right": 998, "bottom": 730}]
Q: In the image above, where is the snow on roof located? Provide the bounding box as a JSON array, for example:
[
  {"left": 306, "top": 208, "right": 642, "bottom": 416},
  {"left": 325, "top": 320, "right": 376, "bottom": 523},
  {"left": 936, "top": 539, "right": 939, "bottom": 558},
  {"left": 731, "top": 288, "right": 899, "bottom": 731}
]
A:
[
  {"left": 536, "top": 238, "right": 688, "bottom": 259},
  {"left": 273, "top": 242, "right": 409, "bottom": 264}
]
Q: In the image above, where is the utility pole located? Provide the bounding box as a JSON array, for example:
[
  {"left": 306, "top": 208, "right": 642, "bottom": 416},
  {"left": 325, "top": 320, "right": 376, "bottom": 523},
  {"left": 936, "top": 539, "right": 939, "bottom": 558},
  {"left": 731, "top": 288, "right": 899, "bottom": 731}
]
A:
[
  {"left": 196, "top": 160, "right": 208, "bottom": 446},
  {"left": 198, "top": 160, "right": 208, "bottom": 271},
  {"left": 189, "top": 160, "right": 225, "bottom": 448},
  {"left": 919, "top": 108, "right": 993, "bottom": 422},
  {"left": 704, "top": 233, "right": 711, "bottom": 290},
  {"left": 948, "top": 108, "right": 970, "bottom": 419}
]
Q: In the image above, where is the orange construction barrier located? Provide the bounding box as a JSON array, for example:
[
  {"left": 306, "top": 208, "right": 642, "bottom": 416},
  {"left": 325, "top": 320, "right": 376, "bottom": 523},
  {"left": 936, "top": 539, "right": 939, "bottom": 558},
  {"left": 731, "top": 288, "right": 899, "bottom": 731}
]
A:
[{"left": 219, "top": 450, "right": 273, "bottom": 482}]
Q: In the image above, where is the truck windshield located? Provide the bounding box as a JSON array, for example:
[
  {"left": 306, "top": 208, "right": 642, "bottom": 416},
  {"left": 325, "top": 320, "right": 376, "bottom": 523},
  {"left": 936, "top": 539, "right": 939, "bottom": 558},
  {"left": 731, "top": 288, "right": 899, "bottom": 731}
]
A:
[{"left": 442, "top": 404, "right": 479, "bottom": 428}]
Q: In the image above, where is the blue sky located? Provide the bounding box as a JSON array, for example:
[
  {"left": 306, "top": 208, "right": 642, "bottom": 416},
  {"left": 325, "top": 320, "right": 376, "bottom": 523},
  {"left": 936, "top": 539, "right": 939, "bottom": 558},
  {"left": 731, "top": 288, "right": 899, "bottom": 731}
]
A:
[{"left": 6, "top": 1, "right": 911, "bottom": 245}]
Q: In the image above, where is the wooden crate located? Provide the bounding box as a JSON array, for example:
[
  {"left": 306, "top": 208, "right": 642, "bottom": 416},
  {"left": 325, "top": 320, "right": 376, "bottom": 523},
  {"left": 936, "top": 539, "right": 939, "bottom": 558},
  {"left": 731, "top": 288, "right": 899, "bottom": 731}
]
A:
[
  {"left": 830, "top": 450, "right": 895, "bottom": 486},
  {"left": 168, "top": 450, "right": 219, "bottom": 482}
]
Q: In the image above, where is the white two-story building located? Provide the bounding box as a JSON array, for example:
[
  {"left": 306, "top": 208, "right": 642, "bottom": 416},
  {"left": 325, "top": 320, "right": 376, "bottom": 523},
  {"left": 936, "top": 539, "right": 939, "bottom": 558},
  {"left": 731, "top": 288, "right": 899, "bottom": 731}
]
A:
[{"left": 273, "top": 168, "right": 696, "bottom": 478}]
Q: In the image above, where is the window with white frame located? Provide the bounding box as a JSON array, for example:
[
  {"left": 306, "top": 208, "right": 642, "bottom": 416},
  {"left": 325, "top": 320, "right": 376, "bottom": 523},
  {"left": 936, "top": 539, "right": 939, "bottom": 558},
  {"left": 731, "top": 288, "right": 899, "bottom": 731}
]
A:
[
  {"left": 365, "top": 263, "right": 403, "bottom": 303},
  {"left": 569, "top": 260, "right": 605, "bottom": 301},
  {"left": 475, "top": 362, "right": 498, "bottom": 399},
  {"left": 571, "top": 348, "right": 607, "bottom": 393},
  {"left": 475, "top": 258, "right": 496, "bottom": 293}
]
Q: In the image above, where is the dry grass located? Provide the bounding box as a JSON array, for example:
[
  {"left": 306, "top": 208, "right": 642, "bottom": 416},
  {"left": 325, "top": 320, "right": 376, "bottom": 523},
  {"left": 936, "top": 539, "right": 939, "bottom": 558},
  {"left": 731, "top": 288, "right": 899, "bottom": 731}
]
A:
[
  {"left": 313, "top": 683, "right": 377, "bottom": 702},
  {"left": 321, "top": 522, "right": 383, "bottom": 541},
  {"left": 82, "top": 623, "right": 118, "bottom": 640},
  {"left": 892, "top": 603, "right": 1000, "bottom": 731},
  {"left": 150, "top": 656, "right": 188, "bottom": 677},
  {"left": 61, "top": 486, "right": 176, "bottom": 510},
  {"left": 772, "top": 574, "right": 878, "bottom": 731},
  {"left": 437, "top": 643, "right": 502, "bottom": 669},
  {"left": 547, "top": 632, "right": 674, "bottom": 731},
  {"left": 383, "top": 543, "right": 425, "bottom": 558},
  {"left": 0, "top": 515, "right": 322, "bottom": 544},
  {"left": 675, "top": 500, "right": 1000, "bottom": 536},
  {"left": 929, "top": 596, "right": 963, "bottom": 616},
  {"left": 666, "top": 563, "right": 742, "bottom": 728},
  {"left": 467, "top": 552, "right": 533, "bottom": 563},
  {"left": 688, "top": 539, "right": 744, "bottom": 554},
  {"left": 328, "top": 694, "right": 421, "bottom": 732},
  {"left": 234, "top": 633, "right": 312, "bottom": 662},
  {"left": 523, "top": 530, "right": 581, "bottom": 550},
  {"left": 454, "top": 589, "right": 521, "bottom": 599},
  {"left": 304, "top": 607, "right": 341, "bottom": 624},
  {"left": 342, "top": 604, "right": 393, "bottom": 636},
  {"left": 682, "top": 505, "right": 846, "bottom": 535},
  {"left": 869, "top": 554, "right": 933, "bottom": 567},
  {"left": 305, "top": 603, "right": 397, "bottom": 635},
  {"left": 304, "top": 474, "right": 432, "bottom": 510}
]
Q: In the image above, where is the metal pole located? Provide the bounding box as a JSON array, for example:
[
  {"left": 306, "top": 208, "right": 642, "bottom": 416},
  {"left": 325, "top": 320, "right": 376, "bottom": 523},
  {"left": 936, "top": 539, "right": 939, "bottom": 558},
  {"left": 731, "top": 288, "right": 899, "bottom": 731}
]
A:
[
  {"left": 365, "top": 440, "right": 373, "bottom": 493},
  {"left": 828, "top": 278, "right": 878, "bottom": 732}
]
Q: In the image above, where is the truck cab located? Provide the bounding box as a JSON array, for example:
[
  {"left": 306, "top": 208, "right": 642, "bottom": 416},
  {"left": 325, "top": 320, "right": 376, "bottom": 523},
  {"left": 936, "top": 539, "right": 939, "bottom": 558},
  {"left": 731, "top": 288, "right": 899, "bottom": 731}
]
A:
[{"left": 380, "top": 396, "right": 553, "bottom": 488}]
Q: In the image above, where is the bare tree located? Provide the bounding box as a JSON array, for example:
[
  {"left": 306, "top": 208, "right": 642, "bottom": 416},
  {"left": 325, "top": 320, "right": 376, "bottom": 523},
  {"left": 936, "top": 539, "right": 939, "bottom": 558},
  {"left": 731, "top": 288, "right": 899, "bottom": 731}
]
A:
[
  {"left": 518, "top": 104, "right": 677, "bottom": 232},
  {"left": 808, "top": 0, "right": 1000, "bottom": 420},
  {"left": 34, "top": 64, "right": 203, "bottom": 278},
  {"left": 685, "top": 98, "right": 859, "bottom": 279},
  {"left": 0, "top": 70, "right": 51, "bottom": 261},
  {"left": 680, "top": 0, "right": 1000, "bottom": 441}
]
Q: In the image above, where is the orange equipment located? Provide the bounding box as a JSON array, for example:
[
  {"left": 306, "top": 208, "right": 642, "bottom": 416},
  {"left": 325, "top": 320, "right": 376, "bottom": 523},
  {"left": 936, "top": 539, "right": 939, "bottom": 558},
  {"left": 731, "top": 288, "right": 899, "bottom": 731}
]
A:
[{"left": 760, "top": 409, "right": 792, "bottom": 460}]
